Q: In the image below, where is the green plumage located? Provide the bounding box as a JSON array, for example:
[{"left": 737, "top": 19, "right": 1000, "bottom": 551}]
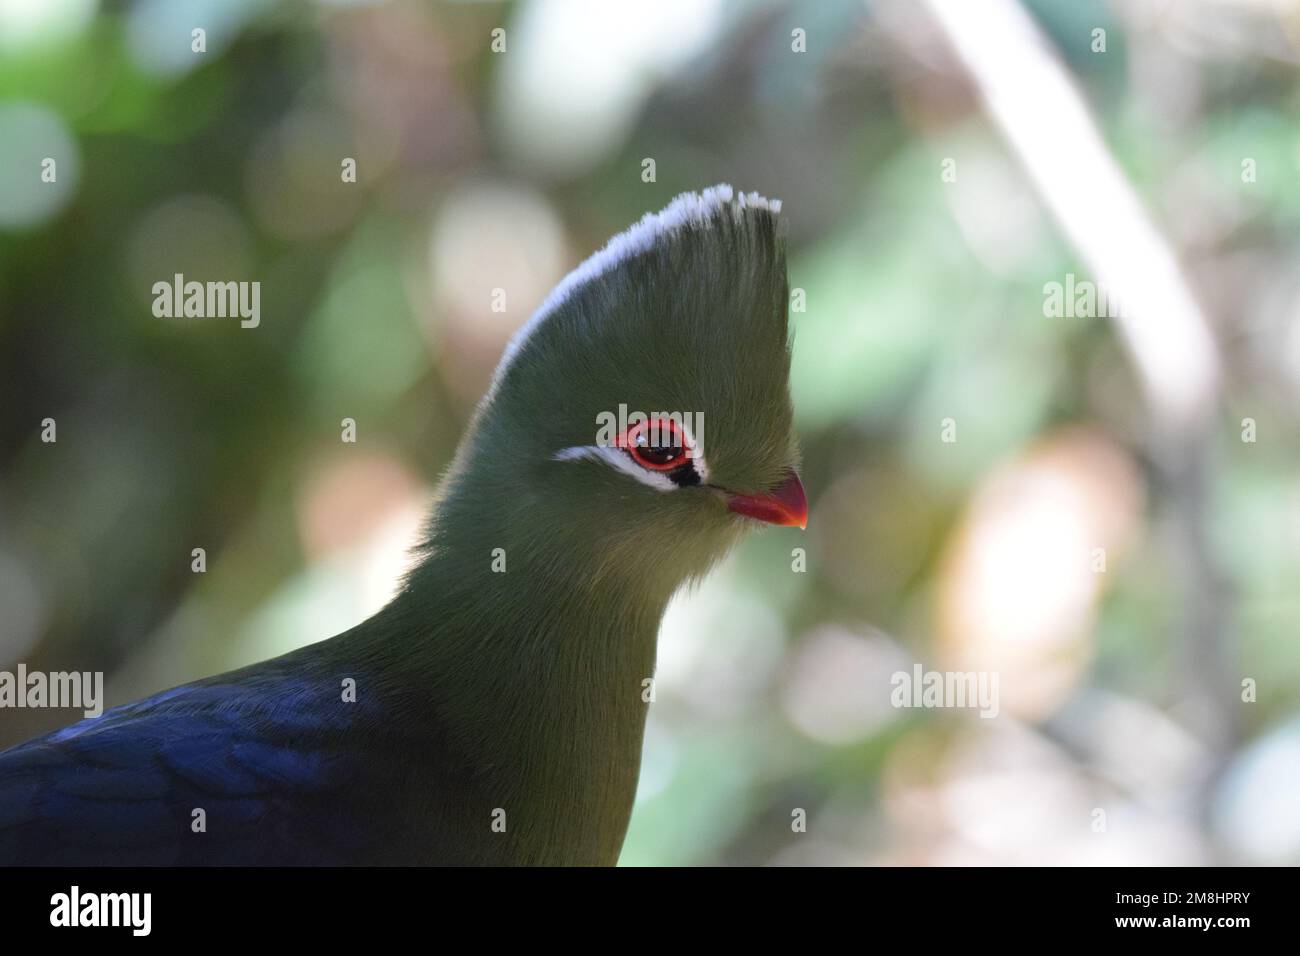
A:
[
  {"left": 0, "top": 187, "right": 797, "bottom": 866},
  {"left": 357, "top": 187, "right": 796, "bottom": 863}
]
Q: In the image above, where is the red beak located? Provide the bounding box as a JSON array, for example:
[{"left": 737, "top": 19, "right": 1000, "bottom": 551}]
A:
[{"left": 726, "top": 469, "right": 808, "bottom": 529}]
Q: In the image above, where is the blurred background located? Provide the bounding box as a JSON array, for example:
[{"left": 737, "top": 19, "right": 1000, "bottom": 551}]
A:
[{"left": 2, "top": 0, "right": 1299, "bottom": 865}]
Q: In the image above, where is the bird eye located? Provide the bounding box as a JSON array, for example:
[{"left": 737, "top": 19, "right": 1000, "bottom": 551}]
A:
[{"left": 619, "top": 418, "right": 692, "bottom": 471}]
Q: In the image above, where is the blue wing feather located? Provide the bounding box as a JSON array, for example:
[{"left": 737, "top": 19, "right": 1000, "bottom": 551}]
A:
[{"left": 0, "top": 666, "right": 384, "bottom": 865}]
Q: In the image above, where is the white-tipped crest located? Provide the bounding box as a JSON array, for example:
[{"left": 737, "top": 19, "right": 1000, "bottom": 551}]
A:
[{"left": 488, "top": 184, "right": 781, "bottom": 396}]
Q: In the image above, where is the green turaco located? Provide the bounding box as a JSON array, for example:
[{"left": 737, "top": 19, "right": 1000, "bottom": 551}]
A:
[{"left": 0, "top": 185, "right": 806, "bottom": 866}]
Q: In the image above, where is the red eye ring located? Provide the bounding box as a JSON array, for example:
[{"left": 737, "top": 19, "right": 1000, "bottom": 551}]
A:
[{"left": 616, "top": 417, "right": 693, "bottom": 471}]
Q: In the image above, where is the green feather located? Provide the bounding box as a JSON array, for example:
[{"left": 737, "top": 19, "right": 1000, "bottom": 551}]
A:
[{"left": 324, "top": 185, "right": 796, "bottom": 864}]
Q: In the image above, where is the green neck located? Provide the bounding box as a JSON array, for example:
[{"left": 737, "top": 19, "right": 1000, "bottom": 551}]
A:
[{"left": 351, "top": 476, "right": 680, "bottom": 863}]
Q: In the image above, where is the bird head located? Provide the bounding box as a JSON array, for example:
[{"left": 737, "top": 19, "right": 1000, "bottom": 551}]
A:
[{"left": 444, "top": 185, "right": 803, "bottom": 593}]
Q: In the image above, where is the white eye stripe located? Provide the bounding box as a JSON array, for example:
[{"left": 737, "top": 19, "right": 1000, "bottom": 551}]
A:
[
  {"left": 554, "top": 446, "right": 677, "bottom": 491},
  {"left": 553, "top": 444, "right": 711, "bottom": 491}
]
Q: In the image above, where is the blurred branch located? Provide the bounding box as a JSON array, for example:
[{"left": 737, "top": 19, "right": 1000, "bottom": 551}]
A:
[
  {"left": 923, "top": 0, "right": 1221, "bottom": 432},
  {"left": 921, "top": 0, "right": 1237, "bottom": 780}
]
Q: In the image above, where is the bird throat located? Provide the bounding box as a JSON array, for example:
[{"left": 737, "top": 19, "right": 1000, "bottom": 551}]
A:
[{"left": 349, "top": 500, "right": 678, "bottom": 864}]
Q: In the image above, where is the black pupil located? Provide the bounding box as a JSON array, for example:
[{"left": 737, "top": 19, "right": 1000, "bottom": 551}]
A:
[{"left": 634, "top": 427, "right": 685, "bottom": 466}]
